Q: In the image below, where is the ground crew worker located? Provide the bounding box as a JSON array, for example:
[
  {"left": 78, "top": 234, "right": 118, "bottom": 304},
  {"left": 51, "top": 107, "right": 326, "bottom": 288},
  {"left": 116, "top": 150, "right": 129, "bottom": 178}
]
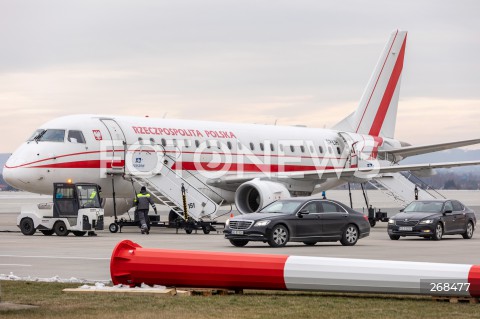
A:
[
  {"left": 87, "top": 189, "right": 97, "bottom": 206},
  {"left": 87, "top": 186, "right": 101, "bottom": 236},
  {"left": 134, "top": 186, "right": 157, "bottom": 234}
]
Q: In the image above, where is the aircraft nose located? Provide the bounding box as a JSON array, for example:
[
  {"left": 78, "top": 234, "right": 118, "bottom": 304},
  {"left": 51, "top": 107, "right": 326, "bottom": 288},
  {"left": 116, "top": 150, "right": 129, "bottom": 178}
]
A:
[
  {"left": 3, "top": 153, "right": 31, "bottom": 190},
  {"left": 2, "top": 165, "right": 17, "bottom": 189}
]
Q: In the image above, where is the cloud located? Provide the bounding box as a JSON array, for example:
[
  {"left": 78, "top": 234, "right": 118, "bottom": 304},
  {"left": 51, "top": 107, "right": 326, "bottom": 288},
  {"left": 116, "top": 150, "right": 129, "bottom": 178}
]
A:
[{"left": 1, "top": 1, "right": 480, "bottom": 152}]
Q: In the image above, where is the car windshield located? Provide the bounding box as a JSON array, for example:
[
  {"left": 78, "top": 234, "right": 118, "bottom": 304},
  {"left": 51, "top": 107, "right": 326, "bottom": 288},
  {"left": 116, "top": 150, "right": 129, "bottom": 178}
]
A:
[
  {"left": 403, "top": 201, "right": 444, "bottom": 213},
  {"left": 259, "top": 200, "right": 304, "bottom": 214}
]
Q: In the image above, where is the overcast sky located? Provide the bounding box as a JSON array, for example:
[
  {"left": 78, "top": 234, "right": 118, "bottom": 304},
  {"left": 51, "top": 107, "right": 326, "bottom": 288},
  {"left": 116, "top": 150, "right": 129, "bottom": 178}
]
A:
[{"left": 1, "top": 0, "right": 479, "bottom": 153}]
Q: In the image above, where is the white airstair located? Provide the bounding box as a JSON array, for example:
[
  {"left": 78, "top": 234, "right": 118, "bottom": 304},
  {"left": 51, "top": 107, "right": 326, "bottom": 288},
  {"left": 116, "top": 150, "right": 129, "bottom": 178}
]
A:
[
  {"left": 369, "top": 172, "right": 444, "bottom": 206},
  {"left": 128, "top": 155, "right": 226, "bottom": 222}
]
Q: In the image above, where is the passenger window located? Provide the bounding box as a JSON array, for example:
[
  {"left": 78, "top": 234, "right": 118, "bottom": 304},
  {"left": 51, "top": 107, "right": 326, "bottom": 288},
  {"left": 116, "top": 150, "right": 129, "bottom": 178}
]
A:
[
  {"left": 173, "top": 139, "right": 178, "bottom": 147},
  {"left": 301, "top": 202, "right": 318, "bottom": 214},
  {"left": 195, "top": 140, "right": 200, "bottom": 148},
  {"left": 300, "top": 145, "right": 305, "bottom": 153},
  {"left": 250, "top": 142, "right": 255, "bottom": 151},
  {"left": 452, "top": 201, "right": 464, "bottom": 211},
  {"left": 216, "top": 141, "right": 221, "bottom": 149},
  {"left": 67, "top": 130, "right": 86, "bottom": 144},
  {"left": 237, "top": 141, "right": 243, "bottom": 150},
  {"left": 444, "top": 201, "right": 453, "bottom": 212},
  {"left": 270, "top": 143, "right": 275, "bottom": 152},
  {"left": 206, "top": 140, "right": 211, "bottom": 149},
  {"left": 260, "top": 143, "right": 264, "bottom": 151},
  {"left": 138, "top": 137, "right": 143, "bottom": 144},
  {"left": 319, "top": 146, "right": 323, "bottom": 154},
  {"left": 161, "top": 138, "right": 167, "bottom": 147},
  {"left": 227, "top": 141, "right": 232, "bottom": 150},
  {"left": 39, "top": 129, "right": 65, "bottom": 142},
  {"left": 319, "top": 202, "right": 343, "bottom": 213},
  {"left": 309, "top": 145, "right": 314, "bottom": 153},
  {"left": 184, "top": 139, "right": 191, "bottom": 148},
  {"left": 290, "top": 145, "right": 295, "bottom": 153},
  {"left": 337, "top": 147, "right": 341, "bottom": 155},
  {"left": 150, "top": 138, "right": 155, "bottom": 145},
  {"left": 328, "top": 147, "right": 333, "bottom": 154},
  {"left": 279, "top": 144, "right": 284, "bottom": 152}
]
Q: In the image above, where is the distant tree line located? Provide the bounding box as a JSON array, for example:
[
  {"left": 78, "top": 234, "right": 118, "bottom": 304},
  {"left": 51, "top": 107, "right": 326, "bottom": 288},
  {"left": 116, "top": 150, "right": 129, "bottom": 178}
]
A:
[{"left": 422, "top": 172, "right": 480, "bottom": 190}]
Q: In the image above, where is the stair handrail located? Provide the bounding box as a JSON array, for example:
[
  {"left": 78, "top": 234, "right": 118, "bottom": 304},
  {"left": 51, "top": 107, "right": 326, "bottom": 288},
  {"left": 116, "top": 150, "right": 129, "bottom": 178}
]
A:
[
  {"left": 162, "top": 153, "right": 233, "bottom": 216},
  {"left": 400, "top": 172, "right": 446, "bottom": 199}
]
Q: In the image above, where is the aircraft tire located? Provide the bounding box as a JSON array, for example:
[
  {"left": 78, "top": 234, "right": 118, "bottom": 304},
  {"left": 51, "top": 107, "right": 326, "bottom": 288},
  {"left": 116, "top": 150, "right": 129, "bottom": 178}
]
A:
[{"left": 109, "top": 223, "right": 119, "bottom": 233}]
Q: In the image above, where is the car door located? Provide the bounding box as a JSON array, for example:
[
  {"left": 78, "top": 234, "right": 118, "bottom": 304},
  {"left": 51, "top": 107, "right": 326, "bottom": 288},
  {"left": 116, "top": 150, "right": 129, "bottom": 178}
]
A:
[
  {"left": 451, "top": 201, "right": 467, "bottom": 233},
  {"left": 317, "top": 201, "right": 349, "bottom": 238},
  {"left": 442, "top": 201, "right": 456, "bottom": 234},
  {"left": 292, "top": 201, "right": 323, "bottom": 240}
]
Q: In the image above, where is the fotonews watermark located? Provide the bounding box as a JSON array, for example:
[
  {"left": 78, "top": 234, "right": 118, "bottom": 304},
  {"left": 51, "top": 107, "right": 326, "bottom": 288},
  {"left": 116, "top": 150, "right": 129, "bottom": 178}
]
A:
[{"left": 98, "top": 138, "right": 383, "bottom": 180}]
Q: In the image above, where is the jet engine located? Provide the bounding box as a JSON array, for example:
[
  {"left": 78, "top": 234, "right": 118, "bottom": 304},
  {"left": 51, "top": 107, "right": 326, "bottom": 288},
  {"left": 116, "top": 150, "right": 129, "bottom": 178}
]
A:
[{"left": 234, "top": 179, "right": 290, "bottom": 214}]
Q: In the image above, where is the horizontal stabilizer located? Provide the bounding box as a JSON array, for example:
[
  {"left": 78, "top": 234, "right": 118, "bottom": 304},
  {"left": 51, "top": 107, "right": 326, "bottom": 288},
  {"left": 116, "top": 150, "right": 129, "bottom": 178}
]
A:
[{"left": 388, "top": 138, "right": 480, "bottom": 159}]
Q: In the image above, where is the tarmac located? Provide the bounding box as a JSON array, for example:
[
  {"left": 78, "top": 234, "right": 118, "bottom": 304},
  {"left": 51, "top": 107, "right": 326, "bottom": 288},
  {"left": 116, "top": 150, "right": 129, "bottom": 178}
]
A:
[{"left": 0, "top": 190, "right": 479, "bottom": 283}]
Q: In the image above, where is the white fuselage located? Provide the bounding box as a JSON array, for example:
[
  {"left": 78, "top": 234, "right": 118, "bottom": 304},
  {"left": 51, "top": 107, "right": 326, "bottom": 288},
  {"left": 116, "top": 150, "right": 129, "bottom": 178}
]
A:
[{"left": 4, "top": 114, "right": 401, "bottom": 203}]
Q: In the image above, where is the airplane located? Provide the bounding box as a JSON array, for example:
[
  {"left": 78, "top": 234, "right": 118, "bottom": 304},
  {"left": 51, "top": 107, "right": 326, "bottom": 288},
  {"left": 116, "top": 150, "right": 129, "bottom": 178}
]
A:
[{"left": 4, "top": 30, "right": 480, "bottom": 219}]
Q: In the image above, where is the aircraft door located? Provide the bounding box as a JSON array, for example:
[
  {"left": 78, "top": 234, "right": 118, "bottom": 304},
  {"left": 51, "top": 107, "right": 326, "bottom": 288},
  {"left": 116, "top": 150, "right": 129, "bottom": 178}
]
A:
[
  {"left": 338, "top": 132, "right": 358, "bottom": 169},
  {"left": 350, "top": 142, "right": 359, "bottom": 168},
  {"left": 100, "top": 119, "right": 126, "bottom": 173}
]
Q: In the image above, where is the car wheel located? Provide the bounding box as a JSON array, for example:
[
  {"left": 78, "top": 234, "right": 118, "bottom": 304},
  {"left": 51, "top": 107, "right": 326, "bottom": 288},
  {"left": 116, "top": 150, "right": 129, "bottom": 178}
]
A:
[
  {"left": 340, "top": 224, "right": 359, "bottom": 246},
  {"left": 432, "top": 223, "right": 443, "bottom": 241},
  {"left": 303, "top": 241, "right": 317, "bottom": 246},
  {"left": 389, "top": 235, "right": 400, "bottom": 240},
  {"left": 20, "top": 218, "right": 36, "bottom": 236},
  {"left": 54, "top": 221, "right": 69, "bottom": 236},
  {"left": 462, "top": 221, "right": 474, "bottom": 239},
  {"left": 229, "top": 239, "right": 249, "bottom": 247},
  {"left": 268, "top": 225, "right": 289, "bottom": 247},
  {"left": 40, "top": 230, "right": 54, "bottom": 236}
]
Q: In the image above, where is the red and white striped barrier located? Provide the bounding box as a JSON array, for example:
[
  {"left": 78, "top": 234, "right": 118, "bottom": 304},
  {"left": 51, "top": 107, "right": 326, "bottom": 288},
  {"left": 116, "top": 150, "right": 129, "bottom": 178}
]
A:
[{"left": 110, "top": 240, "right": 480, "bottom": 297}]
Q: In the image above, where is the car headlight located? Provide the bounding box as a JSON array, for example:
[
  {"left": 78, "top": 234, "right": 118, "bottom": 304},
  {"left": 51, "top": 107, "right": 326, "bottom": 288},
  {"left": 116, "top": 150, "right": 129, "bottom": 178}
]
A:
[
  {"left": 419, "top": 219, "right": 434, "bottom": 224},
  {"left": 388, "top": 219, "right": 395, "bottom": 225},
  {"left": 225, "top": 219, "right": 230, "bottom": 227},
  {"left": 254, "top": 220, "right": 271, "bottom": 227}
]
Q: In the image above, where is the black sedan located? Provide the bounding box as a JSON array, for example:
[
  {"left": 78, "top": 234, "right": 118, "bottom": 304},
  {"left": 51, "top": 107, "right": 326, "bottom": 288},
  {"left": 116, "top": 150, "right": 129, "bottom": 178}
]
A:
[
  {"left": 387, "top": 199, "right": 477, "bottom": 240},
  {"left": 224, "top": 198, "right": 370, "bottom": 247}
]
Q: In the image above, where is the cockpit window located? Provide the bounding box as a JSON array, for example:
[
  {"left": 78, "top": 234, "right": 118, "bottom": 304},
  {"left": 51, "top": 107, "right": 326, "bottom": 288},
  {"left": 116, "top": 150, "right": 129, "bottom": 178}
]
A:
[
  {"left": 67, "top": 130, "right": 86, "bottom": 144},
  {"left": 27, "top": 129, "right": 45, "bottom": 141},
  {"left": 39, "top": 129, "right": 65, "bottom": 142}
]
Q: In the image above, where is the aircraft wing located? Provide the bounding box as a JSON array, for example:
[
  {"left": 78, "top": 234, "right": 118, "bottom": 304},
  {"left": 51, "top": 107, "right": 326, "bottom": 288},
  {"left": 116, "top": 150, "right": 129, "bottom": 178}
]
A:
[
  {"left": 288, "top": 160, "right": 480, "bottom": 179},
  {"left": 387, "top": 138, "right": 480, "bottom": 159},
  {"left": 208, "top": 160, "right": 480, "bottom": 187}
]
